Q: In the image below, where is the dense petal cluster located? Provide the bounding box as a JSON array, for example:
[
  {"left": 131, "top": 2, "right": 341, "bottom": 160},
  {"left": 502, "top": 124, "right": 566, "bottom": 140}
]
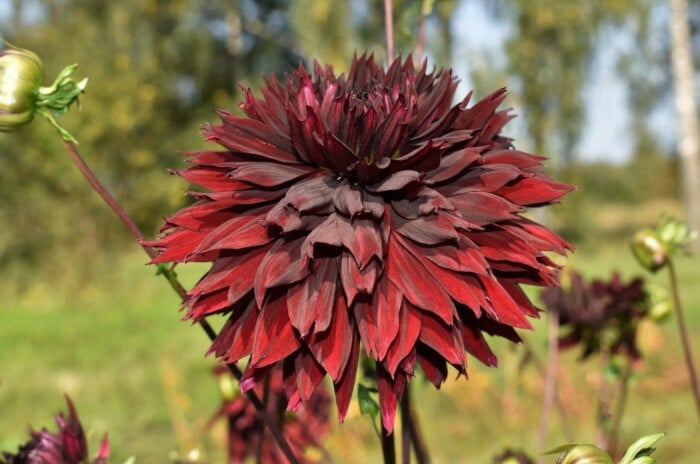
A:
[
  {"left": 0, "top": 396, "right": 109, "bottom": 464},
  {"left": 541, "top": 271, "right": 650, "bottom": 360},
  {"left": 209, "top": 367, "right": 331, "bottom": 463},
  {"left": 151, "top": 54, "right": 573, "bottom": 431}
]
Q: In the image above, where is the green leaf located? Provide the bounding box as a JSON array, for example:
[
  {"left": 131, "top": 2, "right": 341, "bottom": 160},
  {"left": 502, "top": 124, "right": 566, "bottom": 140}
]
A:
[
  {"left": 618, "top": 433, "right": 664, "bottom": 464},
  {"left": 358, "top": 383, "right": 379, "bottom": 421}
]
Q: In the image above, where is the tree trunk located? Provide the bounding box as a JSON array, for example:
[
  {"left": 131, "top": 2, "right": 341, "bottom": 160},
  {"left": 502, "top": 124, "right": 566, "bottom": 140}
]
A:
[{"left": 669, "top": 0, "right": 700, "bottom": 248}]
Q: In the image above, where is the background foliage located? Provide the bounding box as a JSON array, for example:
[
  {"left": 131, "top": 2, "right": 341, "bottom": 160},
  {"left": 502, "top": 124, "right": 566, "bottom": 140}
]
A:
[{"left": 0, "top": 0, "right": 697, "bottom": 462}]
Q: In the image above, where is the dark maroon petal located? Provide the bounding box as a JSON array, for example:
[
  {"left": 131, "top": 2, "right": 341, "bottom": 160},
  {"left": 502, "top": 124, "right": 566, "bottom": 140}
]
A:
[
  {"left": 177, "top": 166, "right": 245, "bottom": 192},
  {"left": 334, "top": 330, "right": 360, "bottom": 422},
  {"left": 481, "top": 149, "right": 545, "bottom": 169},
  {"left": 377, "top": 364, "right": 407, "bottom": 433},
  {"left": 418, "top": 311, "right": 466, "bottom": 368},
  {"left": 387, "top": 234, "right": 456, "bottom": 323},
  {"left": 204, "top": 115, "right": 297, "bottom": 163},
  {"left": 336, "top": 216, "right": 384, "bottom": 268},
  {"left": 228, "top": 162, "right": 313, "bottom": 187},
  {"left": 498, "top": 176, "right": 574, "bottom": 206},
  {"left": 479, "top": 276, "right": 532, "bottom": 329},
  {"left": 307, "top": 291, "right": 353, "bottom": 381},
  {"left": 416, "top": 346, "right": 449, "bottom": 387},
  {"left": 294, "top": 351, "right": 326, "bottom": 402},
  {"left": 194, "top": 209, "right": 272, "bottom": 254},
  {"left": 423, "top": 146, "right": 484, "bottom": 184},
  {"left": 322, "top": 132, "right": 360, "bottom": 173},
  {"left": 250, "top": 295, "right": 302, "bottom": 368},
  {"left": 286, "top": 257, "right": 338, "bottom": 336},
  {"left": 461, "top": 318, "right": 498, "bottom": 367},
  {"left": 340, "top": 254, "right": 380, "bottom": 306},
  {"left": 333, "top": 183, "right": 364, "bottom": 217},
  {"left": 282, "top": 173, "right": 338, "bottom": 213},
  {"left": 374, "top": 278, "right": 402, "bottom": 360},
  {"left": 214, "top": 298, "right": 258, "bottom": 361},
  {"left": 366, "top": 170, "right": 422, "bottom": 193},
  {"left": 422, "top": 238, "right": 490, "bottom": 274},
  {"left": 441, "top": 164, "right": 523, "bottom": 196},
  {"left": 254, "top": 237, "right": 309, "bottom": 307},
  {"left": 448, "top": 191, "right": 523, "bottom": 225},
  {"left": 383, "top": 301, "right": 422, "bottom": 375},
  {"left": 393, "top": 212, "right": 462, "bottom": 246}
]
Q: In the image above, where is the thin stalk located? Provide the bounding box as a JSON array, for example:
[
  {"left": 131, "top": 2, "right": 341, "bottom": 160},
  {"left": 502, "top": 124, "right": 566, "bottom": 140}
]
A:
[
  {"left": 400, "top": 391, "right": 411, "bottom": 464},
  {"left": 384, "top": 0, "right": 394, "bottom": 61},
  {"left": 256, "top": 373, "right": 272, "bottom": 464},
  {"left": 668, "top": 259, "right": 700, "bottom": 418},
  {"left": 401, "top": 386, "right": 429, "bottom": 464},
  {"left": 537, "top": 309, "right": 560, "bottom": 460},
  {"left": 381, "top": 422, "right": 396, "bottom": 464},
  {"left": 596, "top": 349, "right": 612, "bottom": 450},
  {"left": 62, "top": 140, "right": 300, "bottom": 464},
  {"left": 607, "top": 360, "right": 632, "bottom": 458}
]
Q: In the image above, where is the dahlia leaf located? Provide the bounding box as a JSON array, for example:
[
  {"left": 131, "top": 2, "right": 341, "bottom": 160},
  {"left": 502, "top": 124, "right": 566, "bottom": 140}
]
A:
[{"left": 357, "top": 383, "right": 380, "bottom": 422}]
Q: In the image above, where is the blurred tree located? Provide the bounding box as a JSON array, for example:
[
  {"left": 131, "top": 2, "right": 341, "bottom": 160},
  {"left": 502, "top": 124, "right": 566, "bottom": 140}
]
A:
[{"left": 0, "top": 0, "right": 302, "bottom": 286}]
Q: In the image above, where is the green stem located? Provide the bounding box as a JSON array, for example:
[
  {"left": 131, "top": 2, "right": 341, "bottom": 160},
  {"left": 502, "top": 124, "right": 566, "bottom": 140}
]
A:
[
  {"left": 607, "top": 360, "right": 632, "bottom": 457},
  {"left": 537, "top": 309, "right": 560, "bottom": 460},
  {"left": 668, "top": 259, "right": 700, "bottom": 419},
  {"left": 61, "top": 140, "right": 300, "bottom": 464}
]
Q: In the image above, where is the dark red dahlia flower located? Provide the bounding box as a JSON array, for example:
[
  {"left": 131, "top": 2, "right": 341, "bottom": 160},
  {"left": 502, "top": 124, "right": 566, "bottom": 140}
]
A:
[
  {"left": 150, "top": 54, "right": 572, "bottom": 432},
  {"left": 541, "top": 271, "right": 650, "bottom": 361},
  {"left": 1, "top": 395, "right": 109, "bottom": 464},
  {"left": 209, "top": 367, "right": 331, "bottom": 463}
]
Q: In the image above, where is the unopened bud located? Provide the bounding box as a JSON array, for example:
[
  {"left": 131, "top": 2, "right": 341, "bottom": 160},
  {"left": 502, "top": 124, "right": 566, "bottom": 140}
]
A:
[
  {"left": 555, "top": 444, "right": 613, "bottom": 464},
  {"left": 0, "top": 45, "right": 44, "bottom": 131},
  {"left": 631, "top": 230, "right": 667, "bottom": 272}
]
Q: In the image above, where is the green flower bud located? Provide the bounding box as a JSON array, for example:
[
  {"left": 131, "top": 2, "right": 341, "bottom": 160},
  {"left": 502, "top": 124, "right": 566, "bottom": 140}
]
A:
[
  {"left": 555, "top": 444, "right": 613, "bottom": 464},
  {"left": 631, "top": 229, "right": 667, "bottom": 273},
  {"left": 0, "top": 46, "right": 44, "bottom": 131}
]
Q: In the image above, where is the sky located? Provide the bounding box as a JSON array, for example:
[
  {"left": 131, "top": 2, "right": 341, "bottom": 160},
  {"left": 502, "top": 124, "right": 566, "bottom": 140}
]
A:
[
  {"left": 0, "top": 0, "right": 678, "bottom": 164},
  {"left": 450, "top": 1, "right": 636, "bottom": 163}
]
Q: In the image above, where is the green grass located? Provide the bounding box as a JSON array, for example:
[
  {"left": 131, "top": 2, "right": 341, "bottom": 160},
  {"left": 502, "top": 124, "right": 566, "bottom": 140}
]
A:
[{"left": 1, "top": 237, "right": 699, "bottom": 462}]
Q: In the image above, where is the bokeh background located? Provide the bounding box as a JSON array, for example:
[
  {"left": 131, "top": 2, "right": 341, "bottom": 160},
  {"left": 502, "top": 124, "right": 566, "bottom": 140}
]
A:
[{"left": 0, "top": 1, "right": 698, "bottom": 462}]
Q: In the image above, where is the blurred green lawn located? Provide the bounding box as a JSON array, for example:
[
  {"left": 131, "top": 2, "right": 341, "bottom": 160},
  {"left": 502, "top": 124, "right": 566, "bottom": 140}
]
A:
[{"left": 1, "top": 228, "right": 699, "bottom": 462}]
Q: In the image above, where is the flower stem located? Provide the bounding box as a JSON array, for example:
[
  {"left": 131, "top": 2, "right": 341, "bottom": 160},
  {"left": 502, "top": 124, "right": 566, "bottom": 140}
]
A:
[
  {"left": 607, "top": 359, "right": 632, "bottom": 457},
  {"left": 537, "top": 309, "right": 560, "bottom": 459},
  {"left": 384, "top": 0, "right": 395, "bottom": 61},
  {"left": 668, "top": 259, "right": 700, "bottom": 418},
  {"left": 596, "top": 349, "right": 612, "bottom": 450},
  {"left": 381, "top": 420, "right": 396, "bottom": 464},
  {"left": 61, "top": 140, "right": 300, "bottom": 464},
  {"left": 400, "top": 385, "right": 429, "bottom": 464}
]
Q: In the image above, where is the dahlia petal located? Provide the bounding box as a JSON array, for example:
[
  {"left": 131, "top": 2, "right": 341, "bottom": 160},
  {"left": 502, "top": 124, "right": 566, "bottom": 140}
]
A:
[
  {"left": 481, "top": 149, "right": 545, "bottom": 169},
  {"left": 498, "top": 176, "right": 574, "bottom": 206},
  {"left": 377, "top": 363, "right": 407, "bottom": 433},
  {"left": 470, "top": 228, "right": 541, "bottom": 268},
  {"left": 197, "top": 187, "right": 286, "bottom": 207},
  {"left": 423, "top": 146, "right": 483, "bottom": 184},
  {"left": 442, "top": 164, "right": 522, "bottom": 195},
  {"left": 455, "top": 87, "right": 507, "bottom": 131},
  {"left": 417, "top": 254, "right": 484, "bottom": 315},
  {"left": 148, "top": 229, "right": 209, "bottom": 263},
  {"left": 254, "top": 237, "right": 309, "bottom": 307},
  {"left": 304, "top": 214, "right": 343, "bottom": 258},
  {"left": 307, "top": 292, "right": 353, "bottom": 381},
  {"left": 374, "top": 278, "right": 402, "bottom": 360},
  {"left": 448, "top": 191, "right": 523, "bottom": 225},
  {"left": 336, "top": 216, "right": 384, "bottom": 268},
  {"left": 283, "top": 357, "right": 303, "bottom": 411},
  {"left": 334, "top": 331, "right": 361, "bottom": 422},
  {"left": 163, "top": 199, "right": 236, "bottom": 231},
  {"left": 416, "top": 346, "right": 449, "bottom": 387},
  {"left": 213, "top": 298, "right": 258, "bottom": 361},
  {"left": 286, "top": 257, "right": 338, "bottom": 336},
  {"left": 250, "top": 295, "right": 302, "bottom": 368},
  {"left": 353, "top": 297, "right": 380, "bottom": 358},
  {"left": 323, "top": 132, "right": 359, "bottom": 173},
  {"left": 177, "top": 166, "right": 244, "bottom": 192},
  {"left": 394, "top": 213, "right": 461, "bottom": 246},
  {"left": 282, "top": 173, "right": 336, "bottom": 214},
  {"left": 501, "top": 280, "right": 541, "bottom": 318},
  {"left": 480, "top": 110, "right": 516, "bottom": 142},
  {"left": 228, "top": 162, "right": 313, "bottom": 187},
  {"left": 478, "top": 317, "right": 523, "bottom": 344},
  {"left": 418, "top": 311, "right": 466, "bottom": 368},
  {"left": 422, "top": 238, "right": 489, "bottom": 274},
  {"left": 383, "top": 301, "right": 422, "bottom": 375},
  {"left": 340, "top": 254, "right": 380, "bottom": 305},
  {"left": 204, "top": 116, "right": 297, "bottom": 163},
  {"left": 500, "top": 219, "right": 572, "bottom": 254},
  {"left": 333, "top": 183, "right": 364, "bottom": 217},
  {"left": 186, "top": 287, "right": 229, "bottom": 319},
  {"left": 460, "top": 313, "right": 498, "bottom": 366},
  {"left": 295, "top": 351, "right": 326, "bottom": 402},
  {"left": 387, "top": 234, "right": 456, "bottom": 323},
  {"left": 366, "top": 170, "right": 422, "bottom": 193},
  {"left": 479, "top": 276, "right": 532, "bottom": 329},
  {"left": 194, "top": 209, "right": 270, "bottom": 254},
  {"left": 182, "top": 149, "right": 241, "bottom": 165}
]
